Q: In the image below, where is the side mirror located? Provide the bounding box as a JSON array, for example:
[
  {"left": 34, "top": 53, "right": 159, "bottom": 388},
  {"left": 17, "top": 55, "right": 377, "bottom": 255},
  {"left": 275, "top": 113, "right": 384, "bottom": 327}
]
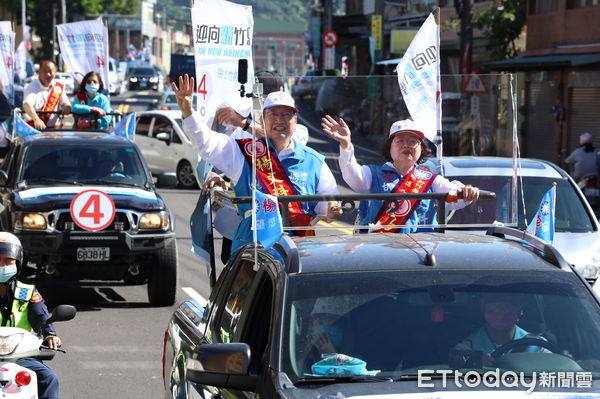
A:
[
  {"left": 0, "top": 170, "right": 7, "bottom": 186},
  {"left": 46, "top": 305, "right": 76, "bottom": 324},
  {"left": 156, "top": 172, "right": 178, "bottom": 188},
  {"left": 186, "top": 343, "right": 257, "bottom": 391},
  {"left": 155, "top": 132, "right": 171, "bottom": 145}
]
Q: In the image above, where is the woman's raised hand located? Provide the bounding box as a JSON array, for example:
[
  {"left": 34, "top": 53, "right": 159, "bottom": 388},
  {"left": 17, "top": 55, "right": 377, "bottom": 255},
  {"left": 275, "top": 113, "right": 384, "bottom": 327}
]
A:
[{"left": 321, "top": 115, "right": 352, "bottom": 151}]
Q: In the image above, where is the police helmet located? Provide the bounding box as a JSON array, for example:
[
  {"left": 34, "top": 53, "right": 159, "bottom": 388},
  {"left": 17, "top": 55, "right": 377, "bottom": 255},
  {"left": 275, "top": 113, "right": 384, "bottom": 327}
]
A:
[{"left": 0, "top": 232, "right": 23, "bottom": 268}]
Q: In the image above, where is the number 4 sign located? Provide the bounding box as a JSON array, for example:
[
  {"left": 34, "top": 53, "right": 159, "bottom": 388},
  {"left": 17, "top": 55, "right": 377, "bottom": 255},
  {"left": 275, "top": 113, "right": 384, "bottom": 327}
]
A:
[{"left": 70, "top": 190, "right": 116, "bottom": 231}]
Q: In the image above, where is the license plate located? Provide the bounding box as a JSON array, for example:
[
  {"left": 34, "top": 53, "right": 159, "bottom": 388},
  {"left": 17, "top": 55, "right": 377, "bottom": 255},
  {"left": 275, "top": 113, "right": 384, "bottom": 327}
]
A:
[
  {"left": 77, "top": 247, "right": 110, "bottom": 261},
  {"left": 140, "top": 82, "right": 147, "bottom": 88}
]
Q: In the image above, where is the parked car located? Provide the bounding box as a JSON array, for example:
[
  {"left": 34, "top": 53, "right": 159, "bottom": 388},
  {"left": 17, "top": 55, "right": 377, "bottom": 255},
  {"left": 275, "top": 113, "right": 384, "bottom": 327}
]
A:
[
  {"left": 314, "top": 76, "right": 368, "bottom": 116},
  {"left": 422, "top": 156, "right": 600, "bottom": 281},
  {"left": 108, "top": 57, "right": 121, "bottom": 96},
  {"left": 127, "top": 67, "right": 160, "bottom": 91},
  {"left": 0, "top": 130, "right": 179, "bottom": 306},
  {"left": 135, "top": 110, "right": 198, "bottom": 188},
  {"left": 291, "top": 69, "right": 337, "bottom": 99},
  {"left": 163, "top": 226, "right": 600, "bottom": 397}
]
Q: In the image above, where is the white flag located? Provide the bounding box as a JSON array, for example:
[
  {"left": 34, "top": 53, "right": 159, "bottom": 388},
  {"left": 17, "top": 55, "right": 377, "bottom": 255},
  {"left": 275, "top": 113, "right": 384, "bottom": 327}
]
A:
[
  {"left": 395, "top": 13, "right": 440, "bottom": 142},
  {"left": 191, "top": 0, "right": 253, "bottom": 126},
  {"left": 0, "top": 21, "right": 15, "bottom": 95},
  {"left": 14, "top": 41, "right": 27, "bottom": 81},
  {"left": 57, "top": 20, "right": 109, "bottom": 86}
]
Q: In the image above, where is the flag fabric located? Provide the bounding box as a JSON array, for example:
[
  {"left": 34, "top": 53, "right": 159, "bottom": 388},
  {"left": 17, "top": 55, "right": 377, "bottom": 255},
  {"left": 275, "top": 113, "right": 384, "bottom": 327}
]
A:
[
  {"left": 57, "top": 20, "right": 109, "bottom": 85},
  {"left": 0, "top": 114, "right": 11, "bottom": 146},
  {"left": 14, "top": 112, "right": 39, "bottom": 138},
  {"left": 0, "top": 22, "right": 15, "bottom": 100},
  {"left": 253, "top": 190, "right": 283, "bottom": 249},
  {"left": 189, "top": 159, "right": 214, "bottom": 282},
  {"left": 395, "top": 12, "right": 440, "bottom": 142},
  {"left": 526, "top": 185, "right": 556, "bottom": 243},
  {"left": 109, "top": 113, "right": 135, "bottom": 138}
]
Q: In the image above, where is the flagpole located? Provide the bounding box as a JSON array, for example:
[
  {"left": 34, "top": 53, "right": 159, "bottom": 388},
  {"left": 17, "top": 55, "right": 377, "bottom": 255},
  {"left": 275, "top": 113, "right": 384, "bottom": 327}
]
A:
[{"left": 434, "top": 8, "right": 444, "bottom": 175}]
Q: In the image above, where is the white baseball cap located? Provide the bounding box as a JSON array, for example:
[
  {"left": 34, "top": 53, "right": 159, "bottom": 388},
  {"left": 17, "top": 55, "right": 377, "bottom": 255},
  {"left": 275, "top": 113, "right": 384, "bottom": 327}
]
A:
[
  {"left": 389, "top": 119, "right": 425, "bottom": 140},
  {"left": 263, "top": 91, "right": 298, "bottom": 112}
]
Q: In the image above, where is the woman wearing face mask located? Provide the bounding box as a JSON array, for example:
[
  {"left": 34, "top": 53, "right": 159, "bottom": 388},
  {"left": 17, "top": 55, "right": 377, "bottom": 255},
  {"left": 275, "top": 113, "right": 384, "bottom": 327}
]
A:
[{"left": 72, "top": 71, "right": 112, "bottom": 130}]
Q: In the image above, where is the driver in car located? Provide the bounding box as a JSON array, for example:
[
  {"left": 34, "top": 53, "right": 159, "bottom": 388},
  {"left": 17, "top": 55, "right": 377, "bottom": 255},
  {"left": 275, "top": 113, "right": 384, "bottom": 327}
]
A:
[{"left": 456, "top": 293, "right": 547, "bottom": 366}]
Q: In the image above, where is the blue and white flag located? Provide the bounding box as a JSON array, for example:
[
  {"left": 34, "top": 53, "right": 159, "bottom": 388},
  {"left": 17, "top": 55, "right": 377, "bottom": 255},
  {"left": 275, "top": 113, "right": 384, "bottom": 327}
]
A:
[
  {"left": 253, "top": 190, "right": 283, "bottom": 249},
  {"left": 526, "top": 185, "right": 556, "bottom": 243},
  {"left": 109, "top": 113, "right": 135, "bottom": 139},
  {"left": 189, "top": 159, "right": 214, "bottom": 280},
  {"left": 0, "top": 115, "right": 11, "bottom": 146},
  {"left": 14, "top": 112, "right": 40, "bottom": 138}
]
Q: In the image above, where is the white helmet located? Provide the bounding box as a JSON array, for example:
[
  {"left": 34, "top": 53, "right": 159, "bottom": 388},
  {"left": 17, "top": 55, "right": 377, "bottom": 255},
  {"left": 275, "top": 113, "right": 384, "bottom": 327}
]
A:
[{"left": 0, "top": 232, "right": 23, "bottom": 268}]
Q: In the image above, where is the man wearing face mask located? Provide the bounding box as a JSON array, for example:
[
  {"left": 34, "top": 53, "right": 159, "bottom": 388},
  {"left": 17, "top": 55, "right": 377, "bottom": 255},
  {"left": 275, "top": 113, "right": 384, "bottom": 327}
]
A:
[
  {"left": 0, "top": 232, "right": 61, "bottom": 399},
  {"left": 72, "top": 71, "right": 112, "bottom": 130}
]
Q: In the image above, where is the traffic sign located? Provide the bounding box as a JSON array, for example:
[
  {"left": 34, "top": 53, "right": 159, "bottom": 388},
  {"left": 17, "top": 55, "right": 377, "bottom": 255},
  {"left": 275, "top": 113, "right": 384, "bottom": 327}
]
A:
[
  {"left": 322, "top": 30, "right": 339, "bottom": 47},
  {"left": 462, "top": 73, "right": 489, "bottom": 94},
  {"left": 70, "top": 189, "right": 116, "bottom": 231}
]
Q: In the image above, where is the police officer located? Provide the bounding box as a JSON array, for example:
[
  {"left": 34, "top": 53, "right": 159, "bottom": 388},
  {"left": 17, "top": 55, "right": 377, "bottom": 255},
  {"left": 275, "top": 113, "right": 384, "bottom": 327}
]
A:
[{"left": 0, "top": 232, "right": 61, "bottom": 399}]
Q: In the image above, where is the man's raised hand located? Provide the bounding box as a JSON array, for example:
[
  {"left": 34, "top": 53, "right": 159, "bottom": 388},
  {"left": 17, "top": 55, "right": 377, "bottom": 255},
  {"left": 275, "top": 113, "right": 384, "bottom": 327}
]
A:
[
  {"left": 321, "top": 115, "right": 352, "bottom": 151},
  {"left": 172, "top": 74, "right": 195, "bottom": 119}
]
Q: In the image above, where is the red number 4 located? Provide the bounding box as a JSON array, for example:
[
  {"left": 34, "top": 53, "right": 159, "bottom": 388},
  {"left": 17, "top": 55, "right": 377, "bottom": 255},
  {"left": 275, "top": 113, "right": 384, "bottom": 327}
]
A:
[
  {"left": 96, "top": 56, "right": 105, "bottom": 67},
  {"left": 80, "top": 194, "right": 104, "bottom": 224},
  {"left": 197, "top": 74, "right": 207, "bottom": 100}
]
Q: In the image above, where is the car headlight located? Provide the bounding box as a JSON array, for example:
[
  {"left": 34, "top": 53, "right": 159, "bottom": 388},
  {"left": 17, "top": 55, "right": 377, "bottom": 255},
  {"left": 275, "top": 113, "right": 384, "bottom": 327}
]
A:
[
  {"left": 130, "top": 77, "right": 138, "bottom": 82},
  {"left": 14, "top": 213, "right": 47, "bottom": 230},
  {"left": 139, "top": 212, "right": 169, "bottom": 229},
  {"left": 0, "top": 334, "right": 23, "bottom": 355},
  {"left": 580, "top": 264, "right": 600, "bottom": 280},
  {"left": 149, "top": 77, "right": 158, "bottom": 83}
]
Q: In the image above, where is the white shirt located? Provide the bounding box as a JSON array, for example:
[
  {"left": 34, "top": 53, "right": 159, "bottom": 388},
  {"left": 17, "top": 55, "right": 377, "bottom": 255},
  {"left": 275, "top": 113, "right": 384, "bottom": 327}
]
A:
[
  {"left": 339, "top": 145, "right": 470, "bottom": 210},
  {"left": 23, "top": 78, "right": 70, "bottom": 127},
  {"left": 183, "top": 112, "right": 338, "bottom": 215}
]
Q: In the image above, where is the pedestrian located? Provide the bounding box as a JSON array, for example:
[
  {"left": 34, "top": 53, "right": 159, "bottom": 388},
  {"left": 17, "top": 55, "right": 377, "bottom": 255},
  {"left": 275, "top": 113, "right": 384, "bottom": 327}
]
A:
[
  {"left": 22, "top": 60, "right": 71, "bottom": 130},
  {"left": 564, "top": 132, "right": 599, "bottom": 181},
  {"left": 173, "top": 74, "right": 342, "bottom": 253},
  {"left": 322, "top": 116, "right": 479, "bottom": 232},
  {"left": 0, "top": 232, "right": 61, "bottom": 399},
  {"left": 72, "top": 71, "right": 112, "bottom": 130}
]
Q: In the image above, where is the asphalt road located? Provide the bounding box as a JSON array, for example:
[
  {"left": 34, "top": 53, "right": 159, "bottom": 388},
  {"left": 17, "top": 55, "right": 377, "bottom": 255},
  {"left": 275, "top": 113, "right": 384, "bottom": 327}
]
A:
[{"left": 34, "top": 89, "right": 385, "bottom": 398}]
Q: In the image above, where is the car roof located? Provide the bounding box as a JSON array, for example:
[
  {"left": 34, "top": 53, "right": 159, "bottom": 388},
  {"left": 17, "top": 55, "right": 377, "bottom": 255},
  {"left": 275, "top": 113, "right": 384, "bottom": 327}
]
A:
[
  {"left": 440, "top": 156, "right": 565, "bottom": 179},
  {"left": 286, "top": 232, "right": 564, "bottom": 274},
  {"left": 18, "top": 131, "right": 134, "bottom": 147}
]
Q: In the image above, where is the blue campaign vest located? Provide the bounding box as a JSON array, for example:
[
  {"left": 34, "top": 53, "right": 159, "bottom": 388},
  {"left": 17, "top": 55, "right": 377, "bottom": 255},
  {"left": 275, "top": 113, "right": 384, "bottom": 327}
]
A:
[
  {"left": 359, "top": 164, "right": 437, "bottom": 233},
  {"left": 231, "top": 139, "right": 325, "bottom": 252}
]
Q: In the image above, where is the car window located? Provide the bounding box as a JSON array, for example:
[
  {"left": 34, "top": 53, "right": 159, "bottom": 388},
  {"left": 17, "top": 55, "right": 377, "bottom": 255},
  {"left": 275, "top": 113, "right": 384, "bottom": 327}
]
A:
[
  {"left": 213, "top": 259, "right": 257, "bottom": 344},
  {"left": 136, "top": 116, "right": 152, "bottom": 136},
  {"left": 20, "top": 144, "right": 149, "bottom": 186},
  {"left": 284, "top": 269, "right": 600, "bottom": 380},
  {"left": 152, "top": 116, "right": 181, "bottom": 144},
  {"left": 446, "top": 176, "right": 594, "bottom": 232}
]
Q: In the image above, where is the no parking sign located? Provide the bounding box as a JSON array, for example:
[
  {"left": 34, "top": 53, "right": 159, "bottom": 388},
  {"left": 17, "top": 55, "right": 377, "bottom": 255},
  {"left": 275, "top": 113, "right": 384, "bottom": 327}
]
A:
[
  {"left": 322, "top": 30, "right": 338, "bottom": 47},
  {"left": 70, "top": 189, "right": 116, "bottom": 231}
]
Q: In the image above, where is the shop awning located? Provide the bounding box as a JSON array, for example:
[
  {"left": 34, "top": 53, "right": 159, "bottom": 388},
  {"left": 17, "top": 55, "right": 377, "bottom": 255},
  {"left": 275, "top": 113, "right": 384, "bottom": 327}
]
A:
[{"left": 484, "top": 53, "right": 600, "bottom": 70}]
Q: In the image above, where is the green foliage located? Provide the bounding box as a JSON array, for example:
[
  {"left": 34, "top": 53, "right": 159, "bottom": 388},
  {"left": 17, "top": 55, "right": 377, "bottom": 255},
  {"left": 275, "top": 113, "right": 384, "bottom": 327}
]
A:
[
  {"left": 231, "top": 0, "right": 309, "bottom": 27},
  {"left": 472, "top": 0, "right": 527, "bottom": 60}
]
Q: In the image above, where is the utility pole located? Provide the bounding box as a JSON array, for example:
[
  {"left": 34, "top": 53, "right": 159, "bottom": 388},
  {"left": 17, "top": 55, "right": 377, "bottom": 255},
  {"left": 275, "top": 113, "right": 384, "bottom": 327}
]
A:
[{"left": 456, "top": 0, "right": 472, "bottom": 74}]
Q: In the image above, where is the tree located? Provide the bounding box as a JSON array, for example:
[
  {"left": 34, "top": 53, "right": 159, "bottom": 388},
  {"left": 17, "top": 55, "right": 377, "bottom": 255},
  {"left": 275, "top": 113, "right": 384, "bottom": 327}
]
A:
[{"left": 472, "top": 0, "right": 527, "bottom": 60}]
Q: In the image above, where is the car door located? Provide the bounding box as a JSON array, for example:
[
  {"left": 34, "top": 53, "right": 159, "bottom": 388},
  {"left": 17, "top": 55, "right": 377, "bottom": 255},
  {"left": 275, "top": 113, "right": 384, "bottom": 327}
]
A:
[
  {"left": 151, "top": 115, "right": 179, "bottom": 172},
  {"left": 134, "top": 115, "right": 161, "bottom": 173}
]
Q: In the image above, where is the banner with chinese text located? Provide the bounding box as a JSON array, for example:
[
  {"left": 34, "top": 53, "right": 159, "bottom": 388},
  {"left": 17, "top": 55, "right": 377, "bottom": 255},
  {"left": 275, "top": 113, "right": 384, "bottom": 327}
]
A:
[{"left": 0, "top": 22, "right": 15, "bottom": 98}]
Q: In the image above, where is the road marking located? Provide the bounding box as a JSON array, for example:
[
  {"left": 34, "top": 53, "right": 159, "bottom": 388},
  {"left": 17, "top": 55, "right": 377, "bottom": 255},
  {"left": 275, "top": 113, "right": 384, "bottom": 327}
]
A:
[
  {"left": 69, "top": 346, "right": 156, "bottom": 353},
  {"left": 117, "top": 104, "right": 130, "bottom": 113},
  {"left": 182, "top": 287, "right": 208, "bottom": 307},
  {"left": 80, "top": 361, "right": 157, "bottom": 369}
]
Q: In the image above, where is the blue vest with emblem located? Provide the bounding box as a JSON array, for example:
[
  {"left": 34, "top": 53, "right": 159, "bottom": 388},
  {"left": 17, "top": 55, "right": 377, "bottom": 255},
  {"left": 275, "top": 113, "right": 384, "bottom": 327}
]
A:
[
  {"left": 231, "top": 139, "right": 324, "bottom": 252},
  {"left": 359, "top": 164, "right": 437, "bottom": 233}
]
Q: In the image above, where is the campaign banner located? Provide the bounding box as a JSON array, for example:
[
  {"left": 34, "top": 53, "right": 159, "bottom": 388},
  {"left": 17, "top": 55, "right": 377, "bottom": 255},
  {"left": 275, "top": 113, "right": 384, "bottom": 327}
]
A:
[
  {"left": 0, "top": 21, "right": 15, "bottom": 97},
  {"left": 57, "top": 20, "right": 109, "bottom": 86},
  {"left": 14, "top": 41, "right": 27, "bottom": 82},
  {"left": 395, "top": 12, "right": 440, "bottom": 142},
  {"left": 191, "top": 0, "right": 254, "bottom": 126}
]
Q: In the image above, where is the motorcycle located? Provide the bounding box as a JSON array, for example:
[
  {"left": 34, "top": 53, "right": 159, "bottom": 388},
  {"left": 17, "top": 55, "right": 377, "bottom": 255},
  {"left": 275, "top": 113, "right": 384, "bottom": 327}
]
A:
[
  {"left": 0, "top": 305, "right": 75, "bottom": 398},
  {"left": 577, "top": 173, "right": 600, "bottom": 214}
]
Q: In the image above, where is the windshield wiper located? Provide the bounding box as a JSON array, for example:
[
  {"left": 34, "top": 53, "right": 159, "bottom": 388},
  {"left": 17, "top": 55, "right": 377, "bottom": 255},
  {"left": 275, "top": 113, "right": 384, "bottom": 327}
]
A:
[
  {"left": 23, "top": 179, "right": 83, "bottom": 186},
  {"left": 295, "top": 375, "right": 393, "bottom": 385}
]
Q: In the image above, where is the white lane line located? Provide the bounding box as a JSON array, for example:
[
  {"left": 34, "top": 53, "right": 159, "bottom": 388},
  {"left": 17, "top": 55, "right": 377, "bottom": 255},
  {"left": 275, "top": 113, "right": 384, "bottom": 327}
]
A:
[{"left": 182, "top": 287, "right": 208, "bottom": 307}]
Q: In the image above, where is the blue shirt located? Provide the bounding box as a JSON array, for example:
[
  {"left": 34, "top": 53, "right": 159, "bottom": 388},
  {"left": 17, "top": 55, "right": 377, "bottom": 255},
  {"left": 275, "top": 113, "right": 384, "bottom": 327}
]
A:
[
  {"left": 461, "top": 325, "right": 546, "bottom": 354},
  {"left": 72, "top": 92, "right": 112, "bottom": 130}
]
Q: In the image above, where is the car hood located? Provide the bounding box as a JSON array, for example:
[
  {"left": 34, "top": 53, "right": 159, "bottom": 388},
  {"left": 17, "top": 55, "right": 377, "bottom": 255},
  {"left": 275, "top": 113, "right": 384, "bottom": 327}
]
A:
[
  {"left": 13, "top": 186, "right": 164, "bottom": 212},
  {"left": 282, "top": 381, "right": 600, "bottom": 398},
  {"left": 552, "top": 231, "right": 600, "bottom": 275}
]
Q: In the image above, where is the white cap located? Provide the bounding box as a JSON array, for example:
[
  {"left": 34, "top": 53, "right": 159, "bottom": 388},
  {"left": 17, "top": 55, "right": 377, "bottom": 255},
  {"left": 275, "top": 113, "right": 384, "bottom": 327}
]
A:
[
  {"left": 389, "top": 119, "right": 425, "bottom": 140},
  {"left": 581, "top": 132, "right": 593, "bottom": 144},
  {"left": 263, "top": 91, "right": 298, "bottom": 112}
]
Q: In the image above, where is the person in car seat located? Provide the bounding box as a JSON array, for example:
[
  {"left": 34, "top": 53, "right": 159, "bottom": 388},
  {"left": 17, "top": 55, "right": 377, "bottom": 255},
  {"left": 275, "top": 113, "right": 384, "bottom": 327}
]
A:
[
  {"left": 322, "top": 117, "right": 480, "bottom": 232},
  {"left": 456, "top": 293, "right": 547, "bottom": 366}
]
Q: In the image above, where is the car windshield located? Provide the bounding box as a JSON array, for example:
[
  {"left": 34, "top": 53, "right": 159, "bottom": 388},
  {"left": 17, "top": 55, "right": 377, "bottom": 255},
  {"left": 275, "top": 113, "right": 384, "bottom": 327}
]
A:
[
  {"left": 132, "top": 68, "right": 156, "bottom": 76},
  {"left": 444, "top": 176, "right": 594, "bottom": 232},
  {"left": 283, "top": 269, "right": 600, "bottom": 381},
  {"left": 19, "top": 144, "right": 150, "bottom": 187}
]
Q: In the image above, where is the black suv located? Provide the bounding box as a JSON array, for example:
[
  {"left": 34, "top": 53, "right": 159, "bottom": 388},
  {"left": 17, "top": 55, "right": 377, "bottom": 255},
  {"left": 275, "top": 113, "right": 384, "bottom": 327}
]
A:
[
  {"left": 127, "top": 67, "right": 160, "bottom": 91},
  {"left": 163, "top": 227, "right": 600, "bottom": 397},
  {"left": 0, "top": 131, "right": 178, "bottom": 306}
]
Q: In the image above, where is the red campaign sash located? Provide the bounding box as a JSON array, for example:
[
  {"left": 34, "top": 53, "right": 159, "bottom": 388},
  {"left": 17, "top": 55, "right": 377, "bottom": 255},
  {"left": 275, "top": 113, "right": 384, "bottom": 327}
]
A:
[
  {"left": 236, "top": 138, "right": 315, "bottom": 236},
  {"left": 27, "top": 82, "right": 65, "bottom": 126},
  {"left": 373, "top": 167, "right": 437, "bottom": 233}
]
